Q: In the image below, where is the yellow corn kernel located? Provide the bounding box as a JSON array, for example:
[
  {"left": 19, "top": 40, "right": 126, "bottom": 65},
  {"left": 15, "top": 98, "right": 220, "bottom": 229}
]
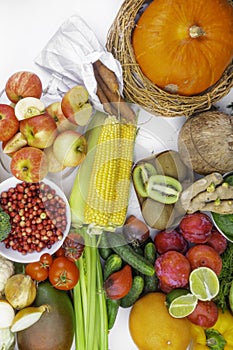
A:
[{"left": 84, "top": 115, "right": 136, "bottom": 229}]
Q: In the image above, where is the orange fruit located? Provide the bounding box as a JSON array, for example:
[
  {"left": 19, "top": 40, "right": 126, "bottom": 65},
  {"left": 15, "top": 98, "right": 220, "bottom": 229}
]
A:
[{"left": 129, "top": 292, "right": 192, "bottom": 350}]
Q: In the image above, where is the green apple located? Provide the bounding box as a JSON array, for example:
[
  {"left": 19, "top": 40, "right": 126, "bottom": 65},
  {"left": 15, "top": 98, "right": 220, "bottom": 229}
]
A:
[{"left": 53, "top": 130, "right": 87, "bottom": 167}]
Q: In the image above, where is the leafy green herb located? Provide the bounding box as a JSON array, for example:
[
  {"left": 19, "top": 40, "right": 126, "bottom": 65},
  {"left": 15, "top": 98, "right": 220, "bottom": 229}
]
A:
[{"left": 214, "top": 242, "right": 233, "bottom": 311}]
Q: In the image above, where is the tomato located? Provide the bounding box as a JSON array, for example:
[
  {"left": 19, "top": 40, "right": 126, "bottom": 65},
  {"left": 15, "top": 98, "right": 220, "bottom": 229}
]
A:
[
  {"left": 25, "top": 261, "right": 49, "bottom": 282},
  {"left": 186, "top": 244, "right": 222, "bottom": 276},
  {"left": 187, "top": 300, "right": 218, "bottom": 328},
  {"left": 49, "top": 256, "right": 80, "bottom": 290},
  {"left": 40, "top": 253, "right": 53, "bottom": 267},
  {"left": 62, "top": 232, "right": 85, "bottom": 262},
  {"left": 55, "top": 246, "right": 65, "bottom": 257}
]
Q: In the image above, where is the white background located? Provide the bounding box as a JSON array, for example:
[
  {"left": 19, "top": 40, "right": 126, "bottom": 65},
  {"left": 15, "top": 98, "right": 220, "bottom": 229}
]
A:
[{"left": 0, "top": 1, "right": 232, "bottom": 350}]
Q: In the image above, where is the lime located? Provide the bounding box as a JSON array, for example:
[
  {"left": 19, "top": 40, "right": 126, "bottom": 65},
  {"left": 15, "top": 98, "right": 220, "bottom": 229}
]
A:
[
  {"left": 168, "top": 293, "right": 198, "bottom": 318},
  {"left": 189, "top": 267, "right": 219, "bottom": 301},
  {"left": 165, "top": 288, "right": 190, "bottom": 307}
]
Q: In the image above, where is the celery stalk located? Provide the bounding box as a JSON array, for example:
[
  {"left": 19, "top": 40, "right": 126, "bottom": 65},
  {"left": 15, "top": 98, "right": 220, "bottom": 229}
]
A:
[{"left": 73, "top": 229, "right": 108, "bottom": 350}]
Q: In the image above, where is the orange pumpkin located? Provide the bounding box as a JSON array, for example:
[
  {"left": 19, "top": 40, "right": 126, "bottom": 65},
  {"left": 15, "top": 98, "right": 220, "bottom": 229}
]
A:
[{"left": 132, "top": 0, "right": 233, "bottom": 96}]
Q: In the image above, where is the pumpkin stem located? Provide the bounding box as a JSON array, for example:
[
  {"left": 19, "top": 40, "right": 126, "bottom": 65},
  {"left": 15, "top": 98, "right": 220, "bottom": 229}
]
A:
[{"left": 189, "top": 25, "right": 206, "bottom": 38}]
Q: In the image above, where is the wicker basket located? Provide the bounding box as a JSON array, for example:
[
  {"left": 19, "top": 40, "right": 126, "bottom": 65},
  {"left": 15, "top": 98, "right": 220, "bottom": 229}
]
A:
[{"left": 106, "top": 0, "right": 233, "bottom": 117}]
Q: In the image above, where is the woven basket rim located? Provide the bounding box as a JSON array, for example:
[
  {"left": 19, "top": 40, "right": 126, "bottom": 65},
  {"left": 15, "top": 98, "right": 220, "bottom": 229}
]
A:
[{"left": 106, "top": 0, "right": 233, "bottom": 117}]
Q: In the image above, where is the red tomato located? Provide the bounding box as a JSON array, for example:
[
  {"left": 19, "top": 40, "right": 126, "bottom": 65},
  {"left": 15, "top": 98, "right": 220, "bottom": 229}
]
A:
[
  {"left": 187, "top": 300, "right": 218, "bottom": 328},
  {"left": 62, "top": 232, "right": 85, "bottom": 262},
  {"left": 155, "top": 250, "right": 191, "bottom": 293},
  {"left": 49, "top": 256, "right": 80, "bottom": 290},
  {"left": 40, "top": 253, "right": 53, "bottom": 267},
  {"left": 186, "top": 244, "right": 222, "bottom": 275},
  {"left": 25, "top": 261, "right": 49, "bottom": 282},
  {"left": 55, "top": 246, "right": 65, "bottom": 257}
]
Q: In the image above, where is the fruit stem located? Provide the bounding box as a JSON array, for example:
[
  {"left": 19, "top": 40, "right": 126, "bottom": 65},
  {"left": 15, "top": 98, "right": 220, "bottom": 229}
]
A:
[{"left": 189, "top": 25, "right": 205, "bottom": 38}]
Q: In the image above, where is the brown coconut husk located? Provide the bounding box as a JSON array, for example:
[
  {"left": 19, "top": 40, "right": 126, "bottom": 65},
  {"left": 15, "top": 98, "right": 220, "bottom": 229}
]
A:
[{"left": 177, "top": 111, "right": 233, "bottom": 175}]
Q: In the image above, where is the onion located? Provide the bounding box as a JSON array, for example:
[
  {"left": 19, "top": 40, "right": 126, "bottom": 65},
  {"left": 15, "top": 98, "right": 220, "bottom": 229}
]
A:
[{"left": 5, "top": 274, "right": 37, "bottom": 310}]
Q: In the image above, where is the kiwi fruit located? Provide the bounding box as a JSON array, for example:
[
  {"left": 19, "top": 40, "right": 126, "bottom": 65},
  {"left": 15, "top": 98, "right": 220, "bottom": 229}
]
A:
[
  {"left": 132, "top": 162, "right": 156, "bottom": 197},
  {"left": 147, "top": 175, "right": 182, "bottom": 204},
  {"left": 142, "top": 198, "right": 174, "bottom": 230},
  {"left": 154, "top": 150, "right": 190, "bottom": 181}
]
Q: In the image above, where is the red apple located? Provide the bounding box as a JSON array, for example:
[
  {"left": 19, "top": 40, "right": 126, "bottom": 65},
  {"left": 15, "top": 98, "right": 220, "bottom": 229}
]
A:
[
  {"left": 45, "top": 101, "right": 77, "bottom": 132},
  {"left": 53, "top": 130, "right": 87, "bottom": 167},
  {"left": 44, "top": 146, "right": 66, "bottom": 173},
  {"left": 0, "top": 104, "right": 19, "bottom": 142},
  {"left": 10, "top": 146, "right": 49, "bottom": 182},
  {"left": 61, "top": 85, "right": 93, "bottom": 126},
  {"left": 3, "top": 131, "right": 27, "bottom": 154},
  {"left": 20, "top": 113, "right": 58, "bottom": 149},
  {"left": 5, "top": 71, "right": 43, "bottom": 103}
]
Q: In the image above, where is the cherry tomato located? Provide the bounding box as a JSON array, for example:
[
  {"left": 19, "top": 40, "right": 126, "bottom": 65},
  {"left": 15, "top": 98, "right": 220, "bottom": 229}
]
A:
[
  {"left": 25, "top": 261, "right": 49, "bottom": 282},
  {"left": 40, "top": 253, "right": 53, "bottom": 267},
  {"left": 49, "top": 256, "right": 80, "bottom": 290}
]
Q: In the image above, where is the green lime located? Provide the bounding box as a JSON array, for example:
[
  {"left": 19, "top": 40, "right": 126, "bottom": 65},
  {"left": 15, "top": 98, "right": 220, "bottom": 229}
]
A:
[
  {"left": 168, "top": 293, "right": 198, "bottom": 318},
  {"left": 189, "top": 267, "right": 219, "bottom": 301},
  {"left": 165, "top": 288, "right": 190, "bottom": 307}
]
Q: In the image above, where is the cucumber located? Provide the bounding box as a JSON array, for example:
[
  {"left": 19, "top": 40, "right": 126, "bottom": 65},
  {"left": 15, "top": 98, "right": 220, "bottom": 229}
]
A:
[
  {"left": 103, "top": 254, "right": 122, "bottom": 281},
  {"left": 106, "top": 298, "right": 120, "bottom": 330},
  {"left": 144, "top": 242, "right": 157, "bottom": 263},
  {"left": 107, "top": 232, "right": 155, "bottom": 276},
  {"left": 144, "top": 242, "right": 158, "bottom": 293},
  {"left": 120, "top": 275, "right": 144, "bottom": 308},
  {"left": 99, "top": 231, "right": 113, "bottom": 260}
]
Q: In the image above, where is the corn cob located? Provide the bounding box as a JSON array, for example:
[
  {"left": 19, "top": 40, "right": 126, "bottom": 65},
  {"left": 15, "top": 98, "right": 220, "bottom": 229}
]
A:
[{"left": 69, "top": 111, "right": 136, "bottom": 231}]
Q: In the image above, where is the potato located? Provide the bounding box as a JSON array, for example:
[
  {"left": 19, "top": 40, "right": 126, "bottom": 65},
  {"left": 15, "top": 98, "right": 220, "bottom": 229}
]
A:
[{"left": 178, "top": 111, "right": 233, "bottom": 175}]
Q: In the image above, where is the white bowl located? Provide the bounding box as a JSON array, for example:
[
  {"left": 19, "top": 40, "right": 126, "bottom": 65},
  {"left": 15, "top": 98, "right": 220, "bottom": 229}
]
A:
[{"left": 0, "top": 177, "right": 71, "bottom": 263}]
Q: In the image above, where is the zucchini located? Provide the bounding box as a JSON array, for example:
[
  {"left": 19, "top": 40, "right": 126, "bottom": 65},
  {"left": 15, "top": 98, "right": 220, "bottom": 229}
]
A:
[
  {"left": 144, "top": 242, "right": 158, "bottom": 293},
  {"left": 103, "top": 254, "right": 122, "bottom": 281},
  {"left": 120, "top": 275, "right": 144, "bottom": 308},
  {"left": 106, "top": 298, "right": 120, "bottom": 330},
  {"left": 107, "top": 233, "right": 155, "bottom": 276}
]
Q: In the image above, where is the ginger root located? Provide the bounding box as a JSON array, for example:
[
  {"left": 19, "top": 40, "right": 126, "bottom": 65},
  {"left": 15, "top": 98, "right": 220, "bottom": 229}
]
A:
[{"left": 180, "top": 172, "right": 233, "bottom": 214}]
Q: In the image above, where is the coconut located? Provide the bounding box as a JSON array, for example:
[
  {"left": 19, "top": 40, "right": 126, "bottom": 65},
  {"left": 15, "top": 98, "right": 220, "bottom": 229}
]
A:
[{"left": 178, "top": 111, "right": 233, "bottom": 175}]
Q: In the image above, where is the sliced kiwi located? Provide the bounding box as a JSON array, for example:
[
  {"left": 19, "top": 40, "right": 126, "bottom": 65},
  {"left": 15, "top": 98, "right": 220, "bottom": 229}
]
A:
[
  {"left": 132, "top": 163, "right": 156, "bottom": 197},
  {"left": 147, "top": 174, "right": 182, "bottom": 204}
]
